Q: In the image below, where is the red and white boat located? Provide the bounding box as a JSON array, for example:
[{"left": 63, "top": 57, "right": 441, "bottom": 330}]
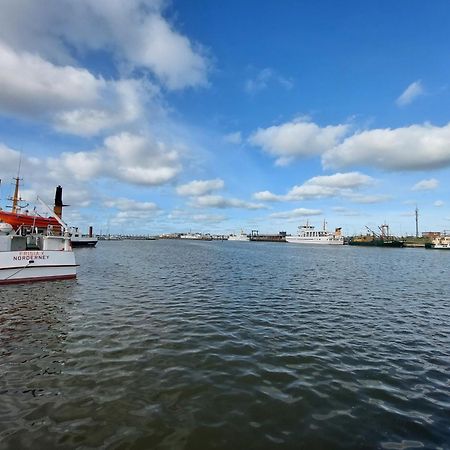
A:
[
  {"left": 0, "top": 176, "right": 60, "bottom": 231},
  {"left": 0, "top": 222, "right": 77, "bottom": 285},
  {"left": 0, "top": 179, "right": 97, "bottom": 247}
]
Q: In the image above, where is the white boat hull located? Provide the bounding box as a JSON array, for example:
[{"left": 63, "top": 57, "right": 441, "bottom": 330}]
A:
[
  {"left": 286, "top": 236, "right": 344, "bottom": 245},
  {"left": 0, "top": 250, "right": 77, "bottom": 284}
]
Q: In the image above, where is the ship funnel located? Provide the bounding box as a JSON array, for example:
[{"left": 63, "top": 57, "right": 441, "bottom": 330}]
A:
[{"left": 54, "top": 185, "right": 63, "bottom": 218}]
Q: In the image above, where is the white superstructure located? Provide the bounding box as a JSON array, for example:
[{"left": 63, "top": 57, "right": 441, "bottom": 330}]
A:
[
  {"left": 180, "top": 232, "right": 212, "bottom": 240},
  {"left": 429, "top": 235, "right": 450, "bottom": 249},
  {"left": 0, "top": 222, "right": 77, "bottom": 284},
  {"left": 286, "top": 221, "right": 344, "bottom": 245},
  {"left": 228, "top": 231, "right": 250, "bottom": 241}
]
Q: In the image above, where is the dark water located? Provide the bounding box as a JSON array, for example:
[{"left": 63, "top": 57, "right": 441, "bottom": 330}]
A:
[{"left": 1, "top": 240, "right": 449, "bottom": 449}]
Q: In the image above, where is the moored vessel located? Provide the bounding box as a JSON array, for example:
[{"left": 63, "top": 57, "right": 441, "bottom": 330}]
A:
[
  {"left": 425, "top": 234, "right": 450, "bottom": 250},
  {"left": 0, "top": 222, "right": 77, "bottom": 285},
  {"left": 286, "top": 221, "right": 344, "bottom": 245},
  {"left": 349, "top": 224, "right": 404, "bottom": 248},
  {"left": 70, "top": 226, "right": 98, "bottom": 247},
  {"left": 180, "top": 232, "right": 212, "bottom": 240},
  {"left": 228, "top": 230, "right": 250, "bottom": 241}
]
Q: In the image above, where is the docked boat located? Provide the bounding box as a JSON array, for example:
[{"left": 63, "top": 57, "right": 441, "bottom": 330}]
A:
[
  {"left": 0, "top": 221, "right": 77, "bottom": 285},
  {"left": 228, "top": 231, "right": 250, "bottom": 241},
  {"left": 425, "top": 234, "right": 450, "bottom": 250},
  {"left": 286, "top": 221, "right": 344, "bottom": 245},
  {"left": 1, "top": 180, "right": 96, "bottom": 248},
  {"left": 70, "top": 226, "right": 98, "bottom": 247},
  {"left": 0, "top": 177, "right": 59, "bottom": 230},
  {"left": 180, "top": 232, "right": 212, "bottom": 240},
  {"left": 349, "top": 224, "right": 404, "bottom": 248}
]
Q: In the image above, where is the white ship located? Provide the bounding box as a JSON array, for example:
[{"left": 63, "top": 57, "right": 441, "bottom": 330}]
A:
[
  {"left": 70, "top": 226, "right": 98, "bottom": 247},
  {"left": 286, "top": 221, "right": 344, "bottom": 245},
  {"left": 180, "top": 232, "right": 212, "bottom": 240},
  {"left": 0, "top": 222, "right": 77, "bottom": 284},
  {"left": 228, "top": 231, "right": 250, "bottom": 241},
  {"left": 427, "top": 234, "right": 450, "bottom": 250}
]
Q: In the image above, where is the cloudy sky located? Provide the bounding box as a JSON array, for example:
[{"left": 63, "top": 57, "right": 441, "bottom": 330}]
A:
[{"left": 0, "top": 0, "right": 449, "bottom": 235}]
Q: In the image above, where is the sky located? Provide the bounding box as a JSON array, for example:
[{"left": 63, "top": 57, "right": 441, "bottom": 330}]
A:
[{"left": 0, "top": 0, "right": 449, "bottom": 236}]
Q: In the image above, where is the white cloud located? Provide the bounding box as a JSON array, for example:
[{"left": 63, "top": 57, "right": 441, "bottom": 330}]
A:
[
  {"left": 176, "top": 179, "right": 224, "bottom": 197},
  {"left": 224, "top": 132, "right": 242, "bottom": 145},
  {"left": 249, "top": 118, "right": 349, "bottom": 166},
  {"left": 245, "top": 68, "right": 293, "bottom": 94},
  {"left": 191, "top": 214, "right": 226, "bottom": 223},
  {"left": 396, "top": 80, "right": 424, "bottom": 106},
  {"left": 270, "top": 208, "right": 322, "bottom": 219},
  {"left": 0, "top": 0, "right": 209, "bottom": 90},
  {"left": 412, "top": 178, "right": 439, "bottom": 191},
  {"left": 253, "top": 190, "right": 284, "bottom": 202},
  {"left": 104, "top": 198, "right": 158, "bottom": 211},
  {"left": 434, "top": 200, "right": 444, "bottom": 207},
  {"left": 193, "top": 195, "right": 266, "bottom": 210},
  {"left": 253, "top": 172, "right": 374, "bottom": 202},
  {"left": 323, "top": 122, "right": 450, "bottom": 171},
  {"left": 44, "top": 132, "right": 182, "bottom": 186},
  {"left": 0, "top": 42, "right": 148, "bottom": 135}
]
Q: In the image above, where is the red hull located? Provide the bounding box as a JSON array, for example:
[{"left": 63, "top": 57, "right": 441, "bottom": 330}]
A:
[
  {"left": 0, "top": 274, "right": 76, "bottom": 285},
  {"left": 0, "top": 210, "right": 59, "bottom": 230}
]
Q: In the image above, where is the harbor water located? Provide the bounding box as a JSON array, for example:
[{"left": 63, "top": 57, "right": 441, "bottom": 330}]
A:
[{"left": 1, "top": 240, "right": 449, "bottom": 449}]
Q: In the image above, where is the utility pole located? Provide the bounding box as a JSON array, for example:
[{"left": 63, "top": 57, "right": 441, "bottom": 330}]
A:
[{"left": 415, "top": 206, "right": 419, "bottom": 238}]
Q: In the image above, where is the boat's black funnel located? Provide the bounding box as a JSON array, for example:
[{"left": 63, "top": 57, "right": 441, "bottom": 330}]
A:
[{"left": 54, "top": 185, "right": 63, "bottom": 218}]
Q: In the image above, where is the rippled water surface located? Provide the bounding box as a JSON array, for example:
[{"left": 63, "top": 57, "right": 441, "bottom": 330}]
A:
[{"left": 1, "top": 240, "right": 450, "bottom": 449}]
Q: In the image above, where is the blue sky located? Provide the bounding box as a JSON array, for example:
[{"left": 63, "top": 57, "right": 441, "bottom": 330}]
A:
[{"left": 0, "top": 0, "right": 449, "bottom": 235}]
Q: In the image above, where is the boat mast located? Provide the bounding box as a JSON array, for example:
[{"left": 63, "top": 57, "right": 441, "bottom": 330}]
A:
[
  {"left": 11, "top": 152, "right": 23, "bottom": 214},
  {"left": 11, "top": 177, "right": 21, "bottom": 213}
]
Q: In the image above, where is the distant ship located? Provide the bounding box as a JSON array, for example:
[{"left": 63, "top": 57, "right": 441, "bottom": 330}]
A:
[
  {"left": 349, "top": 224, "right": 404, "bottom": 248},
  {"left": 228, "top": 231, "right": 250, "bottom": 241},
  {"left": 286, "top": 221, "right": 344, "bottom": 245},
  {"left": 425, "top": 234, "right": 450, "bottom": 250},
  {"left": 180, "top": 232, "right": 212, "bottom": 241},
  {"left": 70, "top": 226, "right": 98, "bottom": 247}
]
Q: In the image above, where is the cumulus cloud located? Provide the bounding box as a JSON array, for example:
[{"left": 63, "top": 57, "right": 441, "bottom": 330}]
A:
[
  {"left": 322, "top": 122, "right": 450, "bottom": 171},
  {"left": 253, "top": 172, "right": 374, "bottom": 202},
  {"left": 249, "top": 117, "right": 349, "bottom": 166},
  {"left": 270, "top": 208, "right": 322, "bottom": 219},
  {"left": 0, "top": 41, "right": 149, "bottom": 135},
  {"left": 193, "top": 195, "right": 266, "bottom": 210},
  {"left": 104, "top": 198, "right": 158, "bottom": 211},
  {"left": 3, "top": 132, "right": 181, "bottom": 188},
  {"left": 396, "top": 80, "right": 424, "bottom": 106},
  {"left": 411, "top": 178, "right": 439, "bottom": 191},
  {"left": 0, "top": 0, "right": 209, "bottom": 90},
  {"left": 245, "top": 68, "right": 293, "bottom": 94},
  {"left": 434, "top": 200, "right": 444, "bottom": 207},
  {"left": 176, "top": 179, "right": 224, "bottom": 197}
]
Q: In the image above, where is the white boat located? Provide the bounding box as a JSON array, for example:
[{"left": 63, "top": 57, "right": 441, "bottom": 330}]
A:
[
  {"left": 427, "top": 235, "right": 450, "bottom": 250},
  {"left": 286, "top": 220, "right": 344, "bottom": 245},
  {"left": 180, "top": 232, "right": 212, "bottom": 240},
  {"left": 0, "top": 222, "right": 77, "bottom": 284},
  {"left": 70, "top": 226, "right": 98, "bottom": 247},
  {"left": 228, "top": 231, "right": 250, "bottom": 241}
]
